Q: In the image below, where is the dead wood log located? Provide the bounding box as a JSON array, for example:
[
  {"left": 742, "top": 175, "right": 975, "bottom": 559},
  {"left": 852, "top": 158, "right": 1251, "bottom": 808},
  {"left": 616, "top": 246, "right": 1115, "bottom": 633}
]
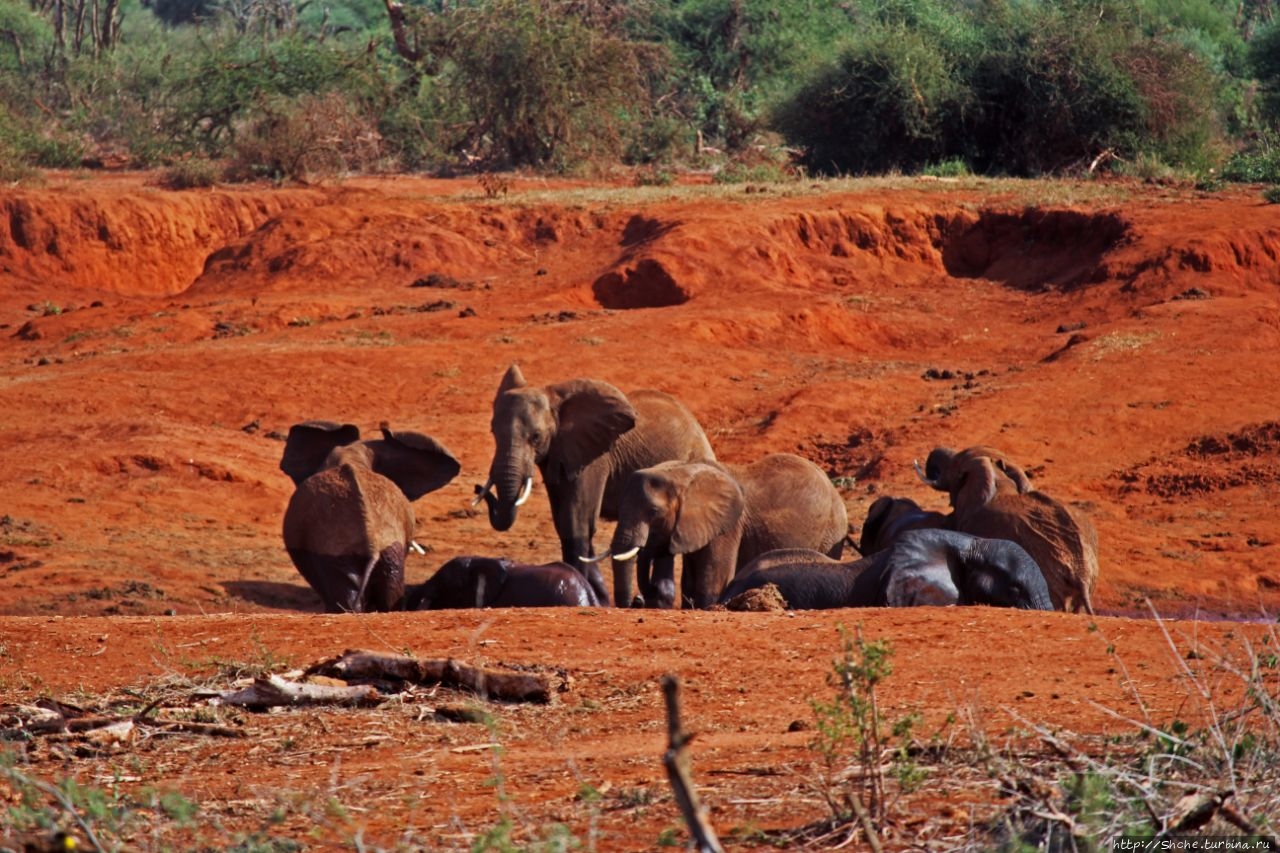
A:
[
  {"left": 309, "top": 649, "right": 565, "bottom": 704},
  {"left": 660, "top": 673, "right": 723, "bottom": 853},
  {"left": 216, "top": 674, "right": 381, "bottom": 710}
]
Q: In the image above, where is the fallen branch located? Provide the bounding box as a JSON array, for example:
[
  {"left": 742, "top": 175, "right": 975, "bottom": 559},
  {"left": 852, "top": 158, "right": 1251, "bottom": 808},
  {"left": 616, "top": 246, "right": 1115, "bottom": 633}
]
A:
[
  {"left": 309, "top": 649, "right": 567, "bottom": 704},
  {"left": 660, "top": 673, "right": 723, "bottom": 853},
  {"left": 215, "top": 674, "right": 381, "bottom": 710}
]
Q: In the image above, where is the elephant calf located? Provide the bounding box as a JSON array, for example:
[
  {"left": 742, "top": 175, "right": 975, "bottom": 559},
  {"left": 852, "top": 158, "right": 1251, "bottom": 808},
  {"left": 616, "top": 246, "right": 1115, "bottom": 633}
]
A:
[
  {"left": 407, "top": 556, "right": 605, "bottom": 609},
  {"left": 280, "top": 421, "right": 460, "bottom": 613},
  {"left": 719, "top": 529, "right": 1054, "bottom": 611},
  {"left": 593, "top": 453, "right": 849, "bottom": 609}
]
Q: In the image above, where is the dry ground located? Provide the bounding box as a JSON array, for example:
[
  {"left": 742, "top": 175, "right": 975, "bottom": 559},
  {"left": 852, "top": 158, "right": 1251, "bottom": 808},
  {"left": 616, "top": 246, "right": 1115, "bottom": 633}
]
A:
[{"left": 1, "top": 171, "right": 1279, "bottom": 849}]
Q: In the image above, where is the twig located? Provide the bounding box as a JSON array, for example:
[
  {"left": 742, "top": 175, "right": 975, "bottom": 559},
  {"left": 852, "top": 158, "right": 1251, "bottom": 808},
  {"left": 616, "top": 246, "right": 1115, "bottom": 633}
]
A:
[
  {"left": 0, "top": 764, "right": 108, "bottom": 853},
  {"left": 660, "top": 674, "right": 723, "bottom": 853}
]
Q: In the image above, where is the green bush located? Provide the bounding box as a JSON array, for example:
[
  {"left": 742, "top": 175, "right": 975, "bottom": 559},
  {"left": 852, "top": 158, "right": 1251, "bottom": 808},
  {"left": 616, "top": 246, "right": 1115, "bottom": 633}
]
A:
[{"left": 772, "top": 24, "right": 963, "bottom": 175}]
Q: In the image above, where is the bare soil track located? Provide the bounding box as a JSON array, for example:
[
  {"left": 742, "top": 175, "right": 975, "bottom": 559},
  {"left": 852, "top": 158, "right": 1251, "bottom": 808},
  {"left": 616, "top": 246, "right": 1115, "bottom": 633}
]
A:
[{"left": 2, "top": 172, "right": 1280, "bottom": 849}]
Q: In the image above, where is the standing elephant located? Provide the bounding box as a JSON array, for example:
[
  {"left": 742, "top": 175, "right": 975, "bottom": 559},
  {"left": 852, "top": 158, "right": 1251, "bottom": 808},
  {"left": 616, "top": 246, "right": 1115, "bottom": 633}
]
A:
[
  {"left": 858, "top": 496, "right": 949, "bottom": 555},
  {"left": 280, "top": 421, "right": 460, "bottom": 613},
  {"left": 718, "top": 529, "right": 1054, "bottom": 610},
  {"left": 474, "top": 364, "right": 716, "bottom": 602},
  {"left": 407, "top": 556, "right": 604, "bottom": 609},
  {"left": 591, "top": 453, "right": 849, "bottom": 609},
  {"left": 916, "top": 445, "right": 1098, "bottom": 614}
]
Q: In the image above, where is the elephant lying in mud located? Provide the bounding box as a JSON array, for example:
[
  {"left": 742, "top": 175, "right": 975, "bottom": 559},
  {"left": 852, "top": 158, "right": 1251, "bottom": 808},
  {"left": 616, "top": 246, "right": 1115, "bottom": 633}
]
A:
[
  {"left": 474, "top": 364, "right": 716, "bottom": 603},
  {"left": 280, "top": 421, "right": 460, "bottom": 613},
  {"left": 718, "top": 529, "right": 1054, "bottom": 610},
  {"left": 588, "top": 453, "right": 849, "bottom": 609},
  {"left": 858, "top": 495, "right": 949, "bottom": 555},
  {"left": 407, "top": 556, "right": 604, "bottom": 609},
  {"left": 916, "top": 445, "right": 1098, "bottom": 614}
]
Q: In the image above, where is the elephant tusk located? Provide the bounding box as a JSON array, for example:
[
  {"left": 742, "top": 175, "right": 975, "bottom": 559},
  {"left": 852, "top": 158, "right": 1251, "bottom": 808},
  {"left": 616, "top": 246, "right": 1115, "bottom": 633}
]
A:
[
  {"left": 471, "top": 477, "right": 494, "bottom": 507},
  {"left": 578, "top": 553, "right": 610, "bottom": 563},
  {"left": 409, "top": 541, "right": 426, "bottom": 555},
  {"left": 513, "top": 476, "right": 534, "bottom": 507},
  {"left": 611, "top": 546, "right": 641, "bottom": 562},
  {"left": 913, "top": 459, "right": 937, "bottom": 487}
]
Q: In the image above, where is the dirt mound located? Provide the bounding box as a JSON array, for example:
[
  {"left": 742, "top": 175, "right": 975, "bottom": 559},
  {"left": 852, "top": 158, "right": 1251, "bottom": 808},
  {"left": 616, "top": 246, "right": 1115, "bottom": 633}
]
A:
[{"left": 1117, "top": 422, "right": 1280, "bottom": 498}]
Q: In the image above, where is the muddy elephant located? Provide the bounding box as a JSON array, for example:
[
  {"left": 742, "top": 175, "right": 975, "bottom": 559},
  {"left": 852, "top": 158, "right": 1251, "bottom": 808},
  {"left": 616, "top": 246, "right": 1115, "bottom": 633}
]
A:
[
  {"left": 858, "top": 495, "right": 949, "bottom": 555},
  {"left": 406, "top": 556, "right": 604, "bottom": 609},
  {"left": 719, "top": 529, "right": 1053, "bottom": 610},
  {"left": 916, "top": 445, "right": 1098, "bottom": 614},
  {"left": 591, "top": 453, "right": 849, "bottom": 609},
  {"left": 474, "top": 364, "right": 716, "bottom": 602},
  {"left": 280, "top": 421, "right": 460, "bottom": 613}
]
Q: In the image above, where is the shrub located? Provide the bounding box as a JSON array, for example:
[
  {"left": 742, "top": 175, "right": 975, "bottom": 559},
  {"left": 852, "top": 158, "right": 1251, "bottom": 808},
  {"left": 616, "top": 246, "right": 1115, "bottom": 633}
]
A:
[
  {"left": 225, "top": 92, "right": 388, "bottom": 182},
  {"left": 772, "top": 24, "right": 963, "bottom": 175}
]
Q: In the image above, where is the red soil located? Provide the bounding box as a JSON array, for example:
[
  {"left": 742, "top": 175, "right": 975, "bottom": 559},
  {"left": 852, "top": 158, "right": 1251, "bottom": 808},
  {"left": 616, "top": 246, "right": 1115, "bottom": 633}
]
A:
[{"left": 1, "top": 171, "right": 1279, "bottom": 849}]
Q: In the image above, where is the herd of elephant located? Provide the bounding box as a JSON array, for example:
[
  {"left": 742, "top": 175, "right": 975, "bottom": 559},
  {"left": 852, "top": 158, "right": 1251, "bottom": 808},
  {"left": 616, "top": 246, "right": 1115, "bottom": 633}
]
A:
[{"left": 279, "top": 364, "right": 1099, "bottom": 616}]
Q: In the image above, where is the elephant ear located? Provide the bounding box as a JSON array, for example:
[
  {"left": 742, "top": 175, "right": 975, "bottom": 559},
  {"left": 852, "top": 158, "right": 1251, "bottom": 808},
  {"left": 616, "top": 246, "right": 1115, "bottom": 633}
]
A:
[
  {"left": 955, "top": 456, "right": 1001, "bottom": 510},
  {"left": 280, "top": 421, "right": 361, "bottom": 486},
  {"left": 671, "top": 465, "right": 745, "bottom": 554},
  {"left": 546, "top": 379, "right": 638, "bottom": 477},
  {"left": 961, "top": 561, "right": 1000, "bottom": 606},
  {"left": 471, "top": 557, "right": 511, "bottom": 607},
  {"left": 370, "top": 424, "right": 462, "bottom": 501},
  {"left": 859, "top": 496, "right": 897, "bottom": 554}
]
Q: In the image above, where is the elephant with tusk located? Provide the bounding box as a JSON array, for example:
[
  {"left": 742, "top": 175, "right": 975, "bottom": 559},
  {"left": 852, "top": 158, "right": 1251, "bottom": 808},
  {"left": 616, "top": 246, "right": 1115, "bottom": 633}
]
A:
[
  {"left": 718, "top": 529, "right": 1054, "bottom": 610},
  {"left": 596, "top": 453, "right": 849, "bottom": 609},
  {"left": 916, "top": 445, "right": 1099, "bottom": 614},
  {"left": 476, "top": 364, "right": 716, "bottom": 603},
  {"left": 280, "top": 420, "right": 460, "bottom": 613}
]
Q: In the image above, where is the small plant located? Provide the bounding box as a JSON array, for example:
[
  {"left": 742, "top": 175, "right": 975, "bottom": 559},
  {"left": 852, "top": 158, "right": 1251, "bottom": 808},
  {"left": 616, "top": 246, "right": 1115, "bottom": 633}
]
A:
[
  {"left": 922, "top": 157, "right": 971, "bottom": 178},
  {"left": 1263, "top": 185, "right": 1280, "bottom": 204},
  {"left": 478, "top": 172, "right": 511, "bottom": 199},
  {"left": 156, "top": 158, "right": 222, "bottom": 190}
]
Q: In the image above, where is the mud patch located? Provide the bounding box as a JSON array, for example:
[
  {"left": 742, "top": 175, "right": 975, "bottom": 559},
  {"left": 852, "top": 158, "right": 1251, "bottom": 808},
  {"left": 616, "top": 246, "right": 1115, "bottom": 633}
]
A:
[
  {"left": 591, "top": 258, "right": 689, "bottom": 309},
  {"left": 1116, "top": 422, "right": 1280, "bottom": 497}
]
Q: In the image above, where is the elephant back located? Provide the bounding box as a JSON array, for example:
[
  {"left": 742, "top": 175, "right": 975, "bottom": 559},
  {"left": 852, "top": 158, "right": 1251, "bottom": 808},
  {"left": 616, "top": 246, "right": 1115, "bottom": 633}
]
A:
[
  {"left": 283, "top": 463, "right": 414, "bottom": 556},
  {"left": 960, "top": 490, "right": 1096, "bottom": 613},
  {"left": 731, "top": 453, "right": 849, "bottom": 566}
]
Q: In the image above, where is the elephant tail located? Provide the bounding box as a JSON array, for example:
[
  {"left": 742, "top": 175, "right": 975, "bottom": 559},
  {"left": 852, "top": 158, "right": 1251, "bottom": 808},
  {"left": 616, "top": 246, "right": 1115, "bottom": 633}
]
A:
[{"left": 353, "top": 554, "right": 380, "bottom": 613}]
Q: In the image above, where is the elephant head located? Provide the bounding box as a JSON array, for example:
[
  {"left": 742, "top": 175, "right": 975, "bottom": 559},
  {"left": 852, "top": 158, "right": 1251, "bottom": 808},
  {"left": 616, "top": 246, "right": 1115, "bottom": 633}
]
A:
[
  {"left": 914, "top": 445, "right": 1034, "bottom": 505},
  {"left": 596, "top": 461, "right": 745, "bottom": 608},
  {"left": 407, "top": 556, "right": 512, "bottom": 609},
  {"left": 474, "top": 364, "right": 637, "bottom": 532},
  {"left": 883, "top": 529, "right": 1053, "bottom": 610},
  {"left": 281, "top": 421, "right": 460, "bottom": 613},
  {"left": 408, "top": 556, "right": 604, "bottom": 609},
  {"left": 858, "top": 495, "right": 949, "bottom": 555}
]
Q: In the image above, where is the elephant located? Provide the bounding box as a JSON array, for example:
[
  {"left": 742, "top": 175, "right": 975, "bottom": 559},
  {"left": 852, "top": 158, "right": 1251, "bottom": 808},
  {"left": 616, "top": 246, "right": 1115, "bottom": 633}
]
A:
[
  {"left": 858, "top": 495, "right": 949, "bottom": 555},
  {"left": 916, "top": 445, "right": 1098, "bottom": 614},
  {"left": 474, "top": 364, "right": 716, "bottom": 602},
  {"left": 590, "top": 453, "right": 849, "bottom": 609},
  {"left": 280, "top": 420, "right": 460, "bottom": 613},
  {"left": 406, "top": 556, "right": 604, "bottom": 609},
  {"left": 718, "top": 529, "right": 1054, "bottom": 610}
]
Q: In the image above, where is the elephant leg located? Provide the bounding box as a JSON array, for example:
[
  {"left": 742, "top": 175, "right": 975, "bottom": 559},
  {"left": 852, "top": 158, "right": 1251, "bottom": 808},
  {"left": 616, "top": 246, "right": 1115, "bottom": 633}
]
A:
[
  {"left": 547, "top": 474, "right": 609, "bottom": 603},
  {"left": 288, "top": 549, "right": 377, "bottom": 613},
  {"left": 362, "top": 543, "right": 408, "bottom": 611},
  {"left": 650, "top": 553, "right": 677, "bottom": 609}
]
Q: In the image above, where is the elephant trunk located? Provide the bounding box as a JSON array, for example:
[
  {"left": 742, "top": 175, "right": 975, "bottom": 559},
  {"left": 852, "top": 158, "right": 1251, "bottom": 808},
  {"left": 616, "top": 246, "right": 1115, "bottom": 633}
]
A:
[
  {"left": 606, "top": 521, "right": 649, "bottom": 607},
  {"left": 484, "top": 455, "right": 534, "bottom": 532}
]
